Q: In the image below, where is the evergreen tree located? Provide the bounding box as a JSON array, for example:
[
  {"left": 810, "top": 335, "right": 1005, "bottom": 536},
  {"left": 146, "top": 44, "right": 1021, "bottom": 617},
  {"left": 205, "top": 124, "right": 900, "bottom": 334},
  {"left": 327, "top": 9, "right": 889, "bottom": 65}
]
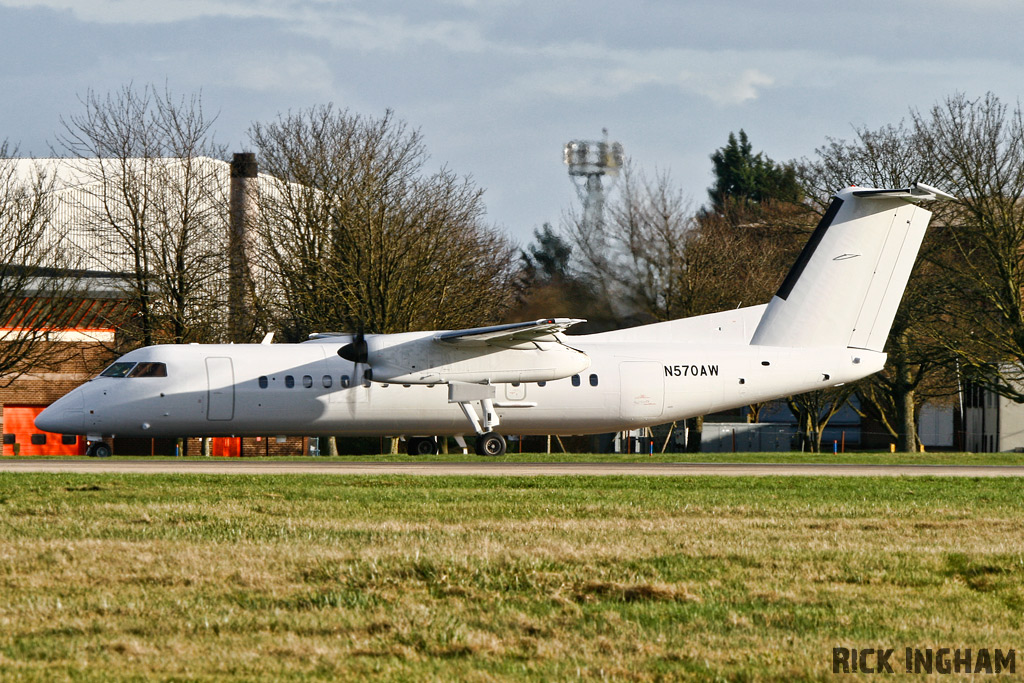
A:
[
  {"left": 707, "top": 130, "right": 802, "bottom": 213},
  {"left": 520, "top": 223, "right": 572, "bottom": 284}
]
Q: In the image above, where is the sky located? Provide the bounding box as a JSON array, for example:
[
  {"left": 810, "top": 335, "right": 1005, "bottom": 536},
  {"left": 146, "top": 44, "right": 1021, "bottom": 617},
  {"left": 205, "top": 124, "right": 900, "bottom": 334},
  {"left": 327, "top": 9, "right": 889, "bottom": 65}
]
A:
[{"left": 3, "top": 0, "right": 1024, "bottom": 246}]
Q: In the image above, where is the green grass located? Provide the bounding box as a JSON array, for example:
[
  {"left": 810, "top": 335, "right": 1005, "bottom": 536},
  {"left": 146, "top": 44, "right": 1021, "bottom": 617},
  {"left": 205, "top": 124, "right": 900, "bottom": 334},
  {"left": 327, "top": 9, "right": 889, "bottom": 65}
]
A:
[{"left": 1, "top": 474, "right": 1022, "bottom": 680}]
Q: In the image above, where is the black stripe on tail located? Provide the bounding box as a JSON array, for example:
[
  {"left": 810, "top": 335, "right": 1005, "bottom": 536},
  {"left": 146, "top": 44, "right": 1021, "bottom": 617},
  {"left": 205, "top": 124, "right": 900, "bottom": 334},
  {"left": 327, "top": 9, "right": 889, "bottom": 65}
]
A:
[{"left": 775, "top": 198, "right": 844, "bottom": 301}]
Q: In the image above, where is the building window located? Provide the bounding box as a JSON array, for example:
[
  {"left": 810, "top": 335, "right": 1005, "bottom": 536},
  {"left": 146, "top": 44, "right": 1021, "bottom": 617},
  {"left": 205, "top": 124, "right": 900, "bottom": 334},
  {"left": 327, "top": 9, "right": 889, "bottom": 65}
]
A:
[
  {"left": 322, "top": 375, "right": 333, "bottom": 388},
  {"left": 285, "top": 375, "right": 295, "bottom": 388},
  {"left": 302, "top": 375, "right": 313, "bottom": 389},
  {"left": 258, "top": 376, "right": 268, "bottom": 389},
  {"left": 61, "top": 434, "right": 77, "bottom": 445},
  {"left": 3, "top": 434, "right": 14, "bottom": 445},
  {"left": 589, "top": 374, "right": 599, "bottom": 387},
  {"left": 571, "top": 375, "right": 581, "bottom": 387},
  {"left": 30, "top": 434, "right": 46, "bottom": 445}
]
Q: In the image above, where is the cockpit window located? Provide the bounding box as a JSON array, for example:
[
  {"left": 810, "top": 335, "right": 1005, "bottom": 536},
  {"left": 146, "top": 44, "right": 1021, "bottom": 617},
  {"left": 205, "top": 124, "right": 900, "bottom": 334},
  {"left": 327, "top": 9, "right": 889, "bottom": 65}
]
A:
[
  {"left": 99, "top": 361, "right": 167, "bottom": 378},
  {"left": 128, "top": 362, "right": 167, "bottom": 378},
  {"left": 100, "top": 362, "right": 136, "bottom": 378}
]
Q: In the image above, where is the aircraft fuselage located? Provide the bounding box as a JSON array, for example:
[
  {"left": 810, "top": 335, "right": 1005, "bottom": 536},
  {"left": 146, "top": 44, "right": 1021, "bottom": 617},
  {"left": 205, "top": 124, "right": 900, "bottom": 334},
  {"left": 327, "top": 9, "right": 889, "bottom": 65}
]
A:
[{"left": 38, "top": 336, "right": 884, "bottom": 440}]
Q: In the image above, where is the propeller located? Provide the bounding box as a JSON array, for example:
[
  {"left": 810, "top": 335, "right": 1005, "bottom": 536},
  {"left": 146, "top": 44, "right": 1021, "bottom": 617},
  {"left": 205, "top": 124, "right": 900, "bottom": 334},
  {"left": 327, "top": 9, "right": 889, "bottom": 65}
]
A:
[
  {"left": 338, "top": 328, "right": 373, "bottom": 384},
  {"left": 338, "top": 331, "right": 367, "bottom": 364}
]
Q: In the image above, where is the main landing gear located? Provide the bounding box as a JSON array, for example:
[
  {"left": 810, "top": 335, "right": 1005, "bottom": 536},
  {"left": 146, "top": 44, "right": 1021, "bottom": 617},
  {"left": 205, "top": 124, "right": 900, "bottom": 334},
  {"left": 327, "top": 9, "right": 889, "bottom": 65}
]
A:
[
  {"left": 86, "top": 441, "right": 112, "bottom": 458},
  {"left": 446, "top": 383, "right": 507, "bottom": 457},
  {"left": 406, "top": 437, "right": 439, "bottom": 456},
  {"left": 405, "top": 433, "right": 507, "bottom": 457},
  {"left": 475, "top": 431, "right": 506, "bottom": 457}
]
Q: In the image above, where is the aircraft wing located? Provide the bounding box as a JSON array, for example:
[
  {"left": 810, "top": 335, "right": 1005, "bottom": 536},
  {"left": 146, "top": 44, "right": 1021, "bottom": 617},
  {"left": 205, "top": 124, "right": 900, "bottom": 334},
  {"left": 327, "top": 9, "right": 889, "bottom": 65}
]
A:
[{"left": 433, "top": 318, "right": 586, "bottom": 347}]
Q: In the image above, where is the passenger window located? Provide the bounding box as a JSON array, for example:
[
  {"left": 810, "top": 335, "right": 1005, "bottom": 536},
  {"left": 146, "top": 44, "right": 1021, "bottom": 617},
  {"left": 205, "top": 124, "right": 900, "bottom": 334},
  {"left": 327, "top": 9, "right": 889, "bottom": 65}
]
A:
[
  {"left": 589, "top": 374, "right": 598, "bottom": 387},
  {"left": 341, "top": 375, "right": 351, "bottom": 389},
  {"left": 128, "top": 362, "right": 167, "bottom": 377},
  {"left": 322, "top": 375, "right": 332, "bottom": 388},
  {"left": 100, "top": 362, "right": 136, "bottom": 378},
  {"left": 538, "top": 381, "right": 546, "bottom": 387},
  {"left": 258, "top": 376, "right": 268, "bottom": 389},
  {"left": 571, "top": 375, "right": 581, "bottom": 387},
  {"left": 285, "top": 375, "right": 295, "bottom": 388},
  {"left": 302, "top": 375, "right": 313, "bottom": 389}
]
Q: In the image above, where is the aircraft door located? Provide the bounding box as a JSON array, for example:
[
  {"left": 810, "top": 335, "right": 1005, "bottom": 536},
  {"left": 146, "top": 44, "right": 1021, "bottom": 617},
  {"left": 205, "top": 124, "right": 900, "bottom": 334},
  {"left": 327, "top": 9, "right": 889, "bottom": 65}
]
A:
[
  {"left": 505, "top": 382, "right": 526, "bottom": 401},
  {"left": 206, "top": 357, "right": 235, "bottom": 421},
  {"left": 619, "top": 362, "right": 664, "bottom": 420}
]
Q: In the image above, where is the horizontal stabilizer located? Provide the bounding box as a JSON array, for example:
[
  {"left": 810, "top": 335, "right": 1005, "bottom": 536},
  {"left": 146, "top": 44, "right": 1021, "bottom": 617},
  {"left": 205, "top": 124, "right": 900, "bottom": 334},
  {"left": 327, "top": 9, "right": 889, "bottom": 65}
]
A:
[
  {"left": 434, "top": 318, "right": 586, "bottom": 347},
  {"left": 851, "top": 182, "right": 956, "bottom": 202}
]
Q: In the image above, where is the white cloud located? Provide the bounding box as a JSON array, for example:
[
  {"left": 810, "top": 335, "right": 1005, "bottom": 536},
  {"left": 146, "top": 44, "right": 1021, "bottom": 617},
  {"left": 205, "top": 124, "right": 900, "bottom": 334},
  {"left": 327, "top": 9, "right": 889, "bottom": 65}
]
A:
[
  {"left": 498, "top": 46, "right": 780, "bottom": 106},
  {"left": 0, "top": 0, "right": 494, "bottom": 55},
  {"left": 295, "top": 11, "right": 491, "bottom": 53},
  {"left": 706, "top": 68, "right": 775, "bottom": 105},
  {"left": 227, "top": 52, "right": 336, "bottom": 95},
  {"left": 0, "top": 0, "right": 293, "bottom": 23}
]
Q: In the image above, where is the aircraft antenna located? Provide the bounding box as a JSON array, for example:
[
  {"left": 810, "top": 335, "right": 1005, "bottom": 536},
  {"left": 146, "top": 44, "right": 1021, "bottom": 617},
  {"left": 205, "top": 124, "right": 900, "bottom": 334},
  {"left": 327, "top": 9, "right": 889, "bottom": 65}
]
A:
[{"left": 563, "top": 129, "right": 624, "bottom": 232}]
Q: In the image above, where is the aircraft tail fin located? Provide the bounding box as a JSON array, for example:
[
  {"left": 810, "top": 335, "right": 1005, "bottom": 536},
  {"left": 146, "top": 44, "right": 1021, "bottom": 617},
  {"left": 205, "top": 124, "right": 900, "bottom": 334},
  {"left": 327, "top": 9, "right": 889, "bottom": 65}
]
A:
[{"left": 750, "top": 183, "right": 952, "bottom": 351}]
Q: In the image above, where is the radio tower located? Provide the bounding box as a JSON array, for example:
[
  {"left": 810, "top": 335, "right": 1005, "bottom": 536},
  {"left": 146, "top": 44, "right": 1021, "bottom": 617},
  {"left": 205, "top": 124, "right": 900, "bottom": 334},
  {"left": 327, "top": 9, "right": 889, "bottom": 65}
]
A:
[{"left": 563, "top": 129, "right": 623, "bottom": 231}]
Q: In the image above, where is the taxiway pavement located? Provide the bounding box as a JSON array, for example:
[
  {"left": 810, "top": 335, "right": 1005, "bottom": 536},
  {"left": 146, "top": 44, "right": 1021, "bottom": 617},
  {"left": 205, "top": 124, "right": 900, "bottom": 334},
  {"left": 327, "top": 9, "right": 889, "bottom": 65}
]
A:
[{"left": 1, "top": 459, "right": 1023, "bottom": 477}]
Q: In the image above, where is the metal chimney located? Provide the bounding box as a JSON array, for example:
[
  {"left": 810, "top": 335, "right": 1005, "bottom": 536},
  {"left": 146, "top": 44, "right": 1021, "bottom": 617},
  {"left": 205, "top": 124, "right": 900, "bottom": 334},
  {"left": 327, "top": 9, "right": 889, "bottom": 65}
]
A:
[{"left": 228, "top": 152, "right": 257, "bottom": 342}]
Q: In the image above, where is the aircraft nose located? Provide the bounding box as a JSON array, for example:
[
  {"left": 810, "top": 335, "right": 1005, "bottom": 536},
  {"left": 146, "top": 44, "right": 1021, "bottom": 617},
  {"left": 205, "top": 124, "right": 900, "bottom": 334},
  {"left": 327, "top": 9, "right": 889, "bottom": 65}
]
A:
[{"left": 35, "top": 389, "right": 86, "bottom": 434}]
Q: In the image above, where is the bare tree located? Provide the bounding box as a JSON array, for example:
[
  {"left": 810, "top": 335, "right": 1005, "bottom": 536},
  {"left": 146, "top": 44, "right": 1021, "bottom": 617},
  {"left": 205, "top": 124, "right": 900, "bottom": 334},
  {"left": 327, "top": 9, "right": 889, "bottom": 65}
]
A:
[
  {"left": 0, "top": 144, "right": 83, "bottom": 383},
  {"left": 249, "top": 105, "right": 517, "bottom": 339},
  {"left": 786, "top": 385, "right": 857, "bottom": 453},
  {"left": 56, "top": 84, "right": 229, "bottom": 348},
  {"left": 910, "top": 93, "right": 1024, "bottom": 402},
  {"left": 567, "top": 162, "right": 807, "bottom": 325},
  {"left": 564, "top": 164, "right": 693, "bottom": 322}
]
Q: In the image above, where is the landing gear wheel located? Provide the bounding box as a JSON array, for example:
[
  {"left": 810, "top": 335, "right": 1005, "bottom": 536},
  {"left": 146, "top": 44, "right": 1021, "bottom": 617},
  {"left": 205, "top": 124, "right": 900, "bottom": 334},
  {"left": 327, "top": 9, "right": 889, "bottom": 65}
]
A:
[
  {"left": 475, "top": 432, "right": 506, "bottom": 457},
  {"left": 407, "top": 437, "right": 439, "bottom": 456},
  {"left": 87, "top": 442, "right": 112, "bottom": 458}
]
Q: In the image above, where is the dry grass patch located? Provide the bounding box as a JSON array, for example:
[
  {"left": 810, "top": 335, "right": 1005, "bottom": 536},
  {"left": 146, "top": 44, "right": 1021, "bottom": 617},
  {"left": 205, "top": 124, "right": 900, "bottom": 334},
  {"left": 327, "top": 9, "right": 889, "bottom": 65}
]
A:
[{"left": 0, "top": 473, "right": 1023, "bottom": 681}]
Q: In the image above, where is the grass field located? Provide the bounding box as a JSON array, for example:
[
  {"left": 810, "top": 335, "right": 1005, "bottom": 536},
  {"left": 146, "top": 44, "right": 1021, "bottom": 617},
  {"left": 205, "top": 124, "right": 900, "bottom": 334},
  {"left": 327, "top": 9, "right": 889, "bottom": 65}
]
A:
[{"left": 1, "top": 473, "right": 1022, "bottom": 681}]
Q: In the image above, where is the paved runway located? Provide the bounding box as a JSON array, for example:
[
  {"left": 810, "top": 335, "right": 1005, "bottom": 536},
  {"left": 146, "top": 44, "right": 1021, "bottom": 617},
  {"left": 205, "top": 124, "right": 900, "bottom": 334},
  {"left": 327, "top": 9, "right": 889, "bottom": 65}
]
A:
[{"left": 2, "top": 458, "right": 1023, "bottom": 477}]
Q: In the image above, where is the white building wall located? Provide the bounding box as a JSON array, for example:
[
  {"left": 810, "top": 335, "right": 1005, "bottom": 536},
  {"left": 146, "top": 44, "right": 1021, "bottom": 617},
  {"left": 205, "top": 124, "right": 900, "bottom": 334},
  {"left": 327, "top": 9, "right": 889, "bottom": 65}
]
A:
[
  {"left": 998, "top": 395, "right": 1024, "bottom": 452},
  {"left": 918, "top": 403, "right": 954, "bottom": 448}
]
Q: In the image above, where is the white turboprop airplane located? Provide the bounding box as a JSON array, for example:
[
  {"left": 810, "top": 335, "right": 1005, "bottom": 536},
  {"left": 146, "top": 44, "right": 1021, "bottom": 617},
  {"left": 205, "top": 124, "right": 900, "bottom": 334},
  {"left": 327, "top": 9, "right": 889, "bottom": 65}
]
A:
[{"left": 37, "top": 184, "right": 953, "bottom": 457}]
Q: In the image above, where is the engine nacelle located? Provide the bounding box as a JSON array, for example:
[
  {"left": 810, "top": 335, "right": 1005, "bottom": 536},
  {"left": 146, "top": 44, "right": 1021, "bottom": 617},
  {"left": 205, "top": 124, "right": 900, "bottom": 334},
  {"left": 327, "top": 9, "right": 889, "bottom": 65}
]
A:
[{"left": 355, "top": 332, "right": 590, "bottom": 384}]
